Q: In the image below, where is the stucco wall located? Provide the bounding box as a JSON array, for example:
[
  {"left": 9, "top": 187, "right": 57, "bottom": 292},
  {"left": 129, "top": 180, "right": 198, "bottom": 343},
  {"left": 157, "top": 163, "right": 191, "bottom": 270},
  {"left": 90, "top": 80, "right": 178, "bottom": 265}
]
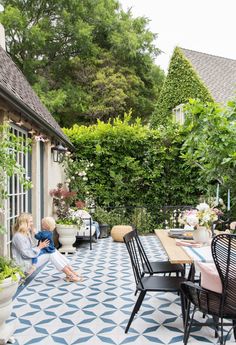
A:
[{"left": 43, "top": 141, "right": 66, "bottom": 219}]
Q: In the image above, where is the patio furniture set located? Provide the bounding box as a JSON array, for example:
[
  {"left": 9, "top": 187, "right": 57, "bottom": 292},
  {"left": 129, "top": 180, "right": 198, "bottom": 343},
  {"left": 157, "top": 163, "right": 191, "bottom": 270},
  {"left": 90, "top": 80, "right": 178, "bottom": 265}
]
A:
[{"left": 123, "top": 228, "right": 236, "bottom": 345}]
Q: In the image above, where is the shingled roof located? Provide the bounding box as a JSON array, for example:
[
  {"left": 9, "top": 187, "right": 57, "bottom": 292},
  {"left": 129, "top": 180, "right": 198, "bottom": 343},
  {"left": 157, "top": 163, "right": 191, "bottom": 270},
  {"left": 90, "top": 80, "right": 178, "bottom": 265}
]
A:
[
  {"left": 0, "top": 46, "right": 72, "bottom": 147},
  {"left": 180, "top": 47, "right": 236, "bottom": 104}
]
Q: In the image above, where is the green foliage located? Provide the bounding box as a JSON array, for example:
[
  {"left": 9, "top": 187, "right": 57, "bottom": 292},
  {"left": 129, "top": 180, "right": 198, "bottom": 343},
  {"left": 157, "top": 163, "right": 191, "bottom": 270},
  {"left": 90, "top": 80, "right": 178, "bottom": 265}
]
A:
[
  {"left": 0, "top": 256, "right": 24, "bottom": 283},
  {"left": 93, "top": 206, "right": 153, "bottom": 234},
  {"left": 181, "top": 98, "right": 236, "bottom": 209},
  {"left": 0, "top": 0, "right": 164, "bottom": 126},
  {"left": 151, "top": 47, "right": 213, "bottom": 127},
  {"left": 0, "top": 124, "right": 32, "bottom": 233},
  {"left": 64, "top": 114, "right": 201, "bottom": 213},
  {"left": 93, "top": 206, "right": 114, "bottom": 225}
]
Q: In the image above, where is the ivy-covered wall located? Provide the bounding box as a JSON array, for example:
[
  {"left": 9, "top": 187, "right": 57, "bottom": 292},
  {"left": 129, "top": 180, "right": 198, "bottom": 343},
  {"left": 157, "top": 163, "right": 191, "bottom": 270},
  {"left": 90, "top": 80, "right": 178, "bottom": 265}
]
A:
[
  {"left": 151, "top": 47, "right": 214, "bottom": 127},
  {"left": 63, "top": 115, "right": 202, "bottom": 209}
]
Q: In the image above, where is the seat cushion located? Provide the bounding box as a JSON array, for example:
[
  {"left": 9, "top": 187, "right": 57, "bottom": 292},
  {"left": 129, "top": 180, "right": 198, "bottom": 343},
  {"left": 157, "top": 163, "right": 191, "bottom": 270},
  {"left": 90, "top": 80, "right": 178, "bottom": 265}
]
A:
[
  {"left": 111, "top": 225, "right": 133, "bottom": 242},
  {"left": 196, "top": 261, "right": 222, "bottom": 293}
]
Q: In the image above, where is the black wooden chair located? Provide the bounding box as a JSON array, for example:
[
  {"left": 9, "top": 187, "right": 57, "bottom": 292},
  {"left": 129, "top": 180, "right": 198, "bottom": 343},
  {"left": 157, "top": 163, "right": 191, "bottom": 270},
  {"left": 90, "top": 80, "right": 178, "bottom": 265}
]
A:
[
  {"left": 134, "top": 229, "right": 185, "bottom": 278},
  {"left": 181, "top": 233, "right": 236, "bottom": 345},
  {"left": 123, "top": 230, "right": 186, "bottom": 333}
]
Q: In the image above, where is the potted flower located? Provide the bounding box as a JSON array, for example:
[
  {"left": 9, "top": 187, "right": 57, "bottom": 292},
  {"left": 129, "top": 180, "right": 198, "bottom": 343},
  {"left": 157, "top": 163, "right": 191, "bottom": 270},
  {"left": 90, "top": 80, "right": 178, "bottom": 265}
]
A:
[
  {"left": 50, "top": 184, "right": 80, "bottom": 253},
  {"left": 0, "top": 256, "right": 24, "bottom": 343},
  {"left": 179, "top": 202, "right": 219, "bottom": 244}
]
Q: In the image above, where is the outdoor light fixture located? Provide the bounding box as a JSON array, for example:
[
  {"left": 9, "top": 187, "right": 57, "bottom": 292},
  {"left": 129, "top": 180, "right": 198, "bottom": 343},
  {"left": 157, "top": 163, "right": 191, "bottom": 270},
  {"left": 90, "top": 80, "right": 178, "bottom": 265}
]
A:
[{"left": 51, "top": 143, "right": 67, "bottom": 163}]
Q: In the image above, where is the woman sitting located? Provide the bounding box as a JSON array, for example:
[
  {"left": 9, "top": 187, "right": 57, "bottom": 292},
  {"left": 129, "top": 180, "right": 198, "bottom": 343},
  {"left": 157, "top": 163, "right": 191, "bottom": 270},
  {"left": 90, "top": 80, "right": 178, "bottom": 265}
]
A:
[{"left": 12, "top": 213, "right": 82, "bottom": 282}]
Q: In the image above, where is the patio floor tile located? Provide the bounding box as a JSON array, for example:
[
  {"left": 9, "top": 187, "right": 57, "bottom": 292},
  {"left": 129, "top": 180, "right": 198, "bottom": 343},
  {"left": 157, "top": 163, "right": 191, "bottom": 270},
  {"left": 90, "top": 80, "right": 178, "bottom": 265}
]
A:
[{"left": 8, "top": 236, "right": 234, "bottom": 344}]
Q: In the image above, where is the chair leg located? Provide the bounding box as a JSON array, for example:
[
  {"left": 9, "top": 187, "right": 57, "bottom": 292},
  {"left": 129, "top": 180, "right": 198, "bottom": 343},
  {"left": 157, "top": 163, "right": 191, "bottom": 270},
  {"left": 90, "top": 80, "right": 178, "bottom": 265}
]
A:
[
  {"left": 213, "top": 316, "right": 219, "bottom": 338},
  {"left": 125, "top": 290, "right": 146, "bottom": 333},
  {"left": 233, "top": 319, "right": 236, "bottom": 341},
  {"left": 184, "top": 305, "right": 196, "bottom": 345},
  {"left": 220, "top": 317, "right": 224, "bottom": 345},
  {"left": 180, "top": 291, "right": 186, "bottom": 325}
]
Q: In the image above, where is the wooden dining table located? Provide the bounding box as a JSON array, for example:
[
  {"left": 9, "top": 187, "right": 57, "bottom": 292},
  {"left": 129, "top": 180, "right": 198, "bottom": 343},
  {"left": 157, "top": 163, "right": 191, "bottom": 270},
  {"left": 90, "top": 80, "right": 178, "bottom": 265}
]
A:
[
  {"left": 155, "top": 229, "right": 193, "bottom": 264},
  {"left": 155, "top": 229, "right": 213, "bottom": 264}
]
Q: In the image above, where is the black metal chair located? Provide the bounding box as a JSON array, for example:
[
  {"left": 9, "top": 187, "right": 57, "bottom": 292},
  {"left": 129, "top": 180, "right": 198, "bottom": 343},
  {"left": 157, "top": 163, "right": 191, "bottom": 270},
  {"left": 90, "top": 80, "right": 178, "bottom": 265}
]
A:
[
  {"left": 134, "top": 229, "right": 185, "bottom": 278},
  {"left": 181, "top": 233, "right": 236, "bottom": 345},
  {"left": 123, "top": 230, "right": 187, "bottom": 333}
]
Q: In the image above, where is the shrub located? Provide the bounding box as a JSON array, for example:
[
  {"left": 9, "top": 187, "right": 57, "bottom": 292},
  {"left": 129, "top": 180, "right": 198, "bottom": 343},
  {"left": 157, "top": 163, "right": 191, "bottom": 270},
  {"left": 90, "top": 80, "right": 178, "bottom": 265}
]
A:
[{"left": 64, "top": 114, "right": 202, "bottom": 209}]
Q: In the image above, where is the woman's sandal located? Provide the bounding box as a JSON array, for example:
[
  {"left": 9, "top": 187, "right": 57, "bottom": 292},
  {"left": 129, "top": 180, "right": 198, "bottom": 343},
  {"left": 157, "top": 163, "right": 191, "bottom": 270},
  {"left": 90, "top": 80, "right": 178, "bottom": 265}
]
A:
[{"left": 65, "top": 274, "right": 83, "bottom": 283}]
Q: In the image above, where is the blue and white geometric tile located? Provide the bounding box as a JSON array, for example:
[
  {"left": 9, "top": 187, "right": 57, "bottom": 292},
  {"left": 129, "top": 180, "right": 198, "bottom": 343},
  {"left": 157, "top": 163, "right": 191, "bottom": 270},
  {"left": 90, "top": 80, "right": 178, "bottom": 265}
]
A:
[{"left": 8, "top": 236, "right": 234, "bottom": 345}]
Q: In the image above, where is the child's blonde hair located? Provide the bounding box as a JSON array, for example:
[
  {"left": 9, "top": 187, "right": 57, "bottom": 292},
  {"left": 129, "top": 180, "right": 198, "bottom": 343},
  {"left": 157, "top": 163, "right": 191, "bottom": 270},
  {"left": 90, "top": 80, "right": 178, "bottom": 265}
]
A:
[
  {"left": 13, "top": 213, "right": 32, "bottom": 235},
  {"left": 42, "top": 217, "right": 56, "bottom": 231}
]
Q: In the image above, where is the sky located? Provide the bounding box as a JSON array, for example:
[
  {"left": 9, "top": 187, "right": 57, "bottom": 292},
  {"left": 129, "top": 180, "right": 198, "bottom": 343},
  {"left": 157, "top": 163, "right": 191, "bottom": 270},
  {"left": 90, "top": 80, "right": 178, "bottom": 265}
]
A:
[{"left": 119, "top": 0, "right": 236, "bottom": 72}]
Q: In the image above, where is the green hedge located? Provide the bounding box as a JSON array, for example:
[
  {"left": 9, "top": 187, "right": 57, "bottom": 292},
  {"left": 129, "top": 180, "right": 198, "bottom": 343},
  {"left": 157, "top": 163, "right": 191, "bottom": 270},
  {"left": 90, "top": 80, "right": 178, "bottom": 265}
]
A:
[
  {"left": 63, "top": 114, "right": 202, "bottom": 208},
  {"left": 151, "top": 47, "right": 213, "bottom": 127}
]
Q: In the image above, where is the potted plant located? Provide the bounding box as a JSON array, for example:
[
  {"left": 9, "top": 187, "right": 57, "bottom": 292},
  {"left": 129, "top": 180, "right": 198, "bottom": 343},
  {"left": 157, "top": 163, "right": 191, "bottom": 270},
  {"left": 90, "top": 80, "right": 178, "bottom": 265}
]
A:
[
  {"left": 50, "top": 184, "right": 81, "bottom": 254},
  {"left": 0, "top": 256, "right": 24, "bottom": 343},
  {"left": 93, "top": 206, "right": 112, "bottom": 238}
]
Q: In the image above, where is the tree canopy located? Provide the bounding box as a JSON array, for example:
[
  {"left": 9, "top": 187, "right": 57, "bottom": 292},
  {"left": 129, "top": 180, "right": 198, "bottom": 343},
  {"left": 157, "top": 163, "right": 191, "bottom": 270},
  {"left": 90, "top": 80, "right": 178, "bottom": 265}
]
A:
[
  {"left": 0, "top": 0, "right": 164, "bottom": 126},
  {"left": 181, "top": 98, "right": 236, "bottom": 193}
]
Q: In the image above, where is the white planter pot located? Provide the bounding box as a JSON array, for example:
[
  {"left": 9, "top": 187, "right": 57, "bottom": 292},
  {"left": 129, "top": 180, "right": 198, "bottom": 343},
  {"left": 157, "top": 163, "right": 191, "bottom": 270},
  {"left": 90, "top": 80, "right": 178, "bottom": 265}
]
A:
[
  {"left": 56, "top": 224, "right": 77, "bottom": 254},
  {"left": 193, "top": 226, "right": 212, "bottom": 245},
  {"left": 0, "top": 276, "right": 19, "bottom": 344}
]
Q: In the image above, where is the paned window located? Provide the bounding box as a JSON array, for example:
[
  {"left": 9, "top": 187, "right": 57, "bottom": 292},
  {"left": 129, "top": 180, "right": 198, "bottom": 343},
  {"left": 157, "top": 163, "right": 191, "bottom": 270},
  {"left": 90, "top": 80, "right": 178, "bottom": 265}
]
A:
[
  {"left": 173, "top": 104, "right": 185, "bottom": 124},
  {"left": 5, "top": 124, "right": 31, "bottom": 256}
]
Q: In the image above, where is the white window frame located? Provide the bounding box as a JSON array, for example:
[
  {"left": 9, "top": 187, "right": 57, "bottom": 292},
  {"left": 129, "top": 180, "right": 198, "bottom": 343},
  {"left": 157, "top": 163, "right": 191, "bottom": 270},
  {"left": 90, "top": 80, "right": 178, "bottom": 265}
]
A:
[
  {"left": 173, "top": 104, "right": 185, "bottom": 125},
  {"left": 5, "top": 124, "right": 30, "bottom": 256}
]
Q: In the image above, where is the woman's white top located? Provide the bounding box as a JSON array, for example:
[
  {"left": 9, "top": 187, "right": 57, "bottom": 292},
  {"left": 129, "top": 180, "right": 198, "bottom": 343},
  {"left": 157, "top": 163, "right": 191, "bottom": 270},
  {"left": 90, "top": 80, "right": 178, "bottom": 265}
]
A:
[{"left": 12, "top": 232, "right": 40, "bottom": 272}]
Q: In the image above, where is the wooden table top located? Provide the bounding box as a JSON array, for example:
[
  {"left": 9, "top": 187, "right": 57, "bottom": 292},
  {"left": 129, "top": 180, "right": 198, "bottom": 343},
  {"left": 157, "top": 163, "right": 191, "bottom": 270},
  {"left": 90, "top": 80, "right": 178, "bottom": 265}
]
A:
[{"left": 155, "top": 229, "right": 193, "bottom": 264}]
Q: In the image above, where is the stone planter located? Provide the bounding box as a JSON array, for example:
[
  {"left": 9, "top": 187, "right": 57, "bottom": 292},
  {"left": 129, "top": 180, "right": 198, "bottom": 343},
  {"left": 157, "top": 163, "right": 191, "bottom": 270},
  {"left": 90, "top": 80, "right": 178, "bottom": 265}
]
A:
[
  {"left": 0, "top": 276, "right": 19, "bottom": 344},
  {"left": 56, "top": 224, "right": 77, "bottom": 254}
]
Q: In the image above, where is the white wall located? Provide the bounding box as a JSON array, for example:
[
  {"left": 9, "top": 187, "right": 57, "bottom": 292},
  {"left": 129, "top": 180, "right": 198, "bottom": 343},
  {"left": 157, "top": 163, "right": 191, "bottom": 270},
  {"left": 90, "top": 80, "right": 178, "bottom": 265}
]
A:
[
  {"left": 44, "top": 141, "right": 66, "bottom": 218},
  {"left": 31, "top": 140, "right": 66, "bottom": 230}
]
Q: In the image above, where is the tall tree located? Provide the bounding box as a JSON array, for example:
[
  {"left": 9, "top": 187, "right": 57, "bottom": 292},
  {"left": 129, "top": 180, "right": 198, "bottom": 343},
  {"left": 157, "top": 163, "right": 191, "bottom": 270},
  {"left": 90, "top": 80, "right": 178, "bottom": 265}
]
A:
[{"left": 0, "top": 0, "right": 164, "bottom": 126}]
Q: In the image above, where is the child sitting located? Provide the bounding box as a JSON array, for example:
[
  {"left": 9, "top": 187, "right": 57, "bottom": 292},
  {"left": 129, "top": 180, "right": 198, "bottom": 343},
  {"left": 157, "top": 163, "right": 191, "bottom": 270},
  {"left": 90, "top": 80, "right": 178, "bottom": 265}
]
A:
[
  {"left": 31, "top": 217, "right": 83, "bottom": 282},
  {"left": 32, "top": 217, "right": 56, "bottom": 266}
]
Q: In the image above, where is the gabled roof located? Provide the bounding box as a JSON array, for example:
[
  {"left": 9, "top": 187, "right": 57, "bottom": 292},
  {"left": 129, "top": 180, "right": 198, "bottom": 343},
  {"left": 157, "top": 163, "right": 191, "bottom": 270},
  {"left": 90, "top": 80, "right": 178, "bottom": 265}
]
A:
[
  {"left": 180, "top": 47, "right": 236, "bottom": 104},
  {"left": 0, "top": 46, "right": 72, "bottom": 148}
]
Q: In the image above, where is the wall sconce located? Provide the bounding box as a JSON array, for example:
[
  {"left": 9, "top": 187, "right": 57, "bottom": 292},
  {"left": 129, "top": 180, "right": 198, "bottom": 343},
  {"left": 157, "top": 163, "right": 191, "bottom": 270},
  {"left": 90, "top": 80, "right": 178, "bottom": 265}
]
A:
[{"left": 51, "top": 143, "right": 67, "bottom": 163}]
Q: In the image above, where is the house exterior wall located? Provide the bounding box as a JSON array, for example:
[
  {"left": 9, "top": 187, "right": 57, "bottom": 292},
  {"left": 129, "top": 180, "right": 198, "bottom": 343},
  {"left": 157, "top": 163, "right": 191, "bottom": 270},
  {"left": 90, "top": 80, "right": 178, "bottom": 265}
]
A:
[
  {"left": 44, "top": 142, "right": 66, "bottom": 219},
  {"left": 0, "top": 98, "right": 66, "bottom": 256}
]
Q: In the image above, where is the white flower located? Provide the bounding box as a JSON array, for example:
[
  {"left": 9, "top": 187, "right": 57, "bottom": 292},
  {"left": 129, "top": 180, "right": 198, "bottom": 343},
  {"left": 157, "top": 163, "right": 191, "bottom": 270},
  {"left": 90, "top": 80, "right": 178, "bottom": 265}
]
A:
[
  {"left": 186, "top": 214, "right": 199, "bottom": 226},
  {"left": 196, "top": 202, "right": 210, "bottom": 211}
]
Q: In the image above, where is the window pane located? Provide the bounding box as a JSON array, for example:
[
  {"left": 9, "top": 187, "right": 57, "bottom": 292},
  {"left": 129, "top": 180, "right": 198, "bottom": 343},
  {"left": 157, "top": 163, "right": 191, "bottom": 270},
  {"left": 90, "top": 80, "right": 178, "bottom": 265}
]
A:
[{"left": 6, "top": 124, "right": 31, "bottom": 255}]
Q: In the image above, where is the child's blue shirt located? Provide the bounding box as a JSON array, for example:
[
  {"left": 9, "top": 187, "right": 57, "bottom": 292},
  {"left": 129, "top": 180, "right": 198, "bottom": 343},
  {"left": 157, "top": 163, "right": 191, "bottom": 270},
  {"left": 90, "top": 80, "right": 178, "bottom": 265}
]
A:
[{"left": 35, "top": 230, "right": 55, "bottom": 254}]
